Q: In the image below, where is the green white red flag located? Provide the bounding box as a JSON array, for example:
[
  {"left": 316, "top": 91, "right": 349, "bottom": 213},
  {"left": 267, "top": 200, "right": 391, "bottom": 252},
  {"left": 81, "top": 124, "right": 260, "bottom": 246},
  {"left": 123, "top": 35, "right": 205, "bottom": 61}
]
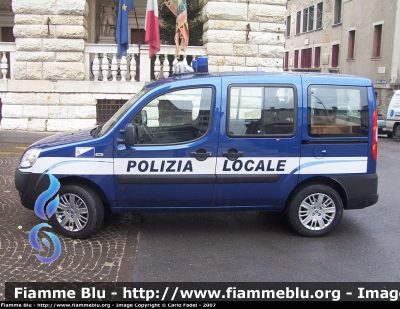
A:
[{"left": 145, "top": 0, "right": 160, "bottom": 58}]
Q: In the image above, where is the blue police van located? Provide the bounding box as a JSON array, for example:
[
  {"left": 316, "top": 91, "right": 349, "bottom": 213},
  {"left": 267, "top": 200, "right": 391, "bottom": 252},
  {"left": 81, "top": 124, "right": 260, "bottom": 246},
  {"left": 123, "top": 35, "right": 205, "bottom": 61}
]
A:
[{"left": 15, "top": 59, "right": 379, "bottom": 238}]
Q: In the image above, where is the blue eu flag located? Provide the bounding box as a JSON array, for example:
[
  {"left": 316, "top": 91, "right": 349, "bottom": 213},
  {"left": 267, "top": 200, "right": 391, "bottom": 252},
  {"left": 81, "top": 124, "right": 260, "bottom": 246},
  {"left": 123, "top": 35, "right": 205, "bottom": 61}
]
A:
[{"left": 116, "top": 0, "right": 135, "bottom": 59}]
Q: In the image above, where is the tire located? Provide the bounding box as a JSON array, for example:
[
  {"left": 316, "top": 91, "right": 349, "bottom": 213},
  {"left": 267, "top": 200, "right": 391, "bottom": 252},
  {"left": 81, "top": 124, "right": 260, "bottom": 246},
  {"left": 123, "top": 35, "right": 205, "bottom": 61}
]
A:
[
  {"left": 284, "top": 184, "right": 343, "bottom": 237},
  {"left": 50, "top": 184, "right": 104, "bottom": 239},
  {"left": 395, "top": 126, "right": 400, "bottom": 142}
]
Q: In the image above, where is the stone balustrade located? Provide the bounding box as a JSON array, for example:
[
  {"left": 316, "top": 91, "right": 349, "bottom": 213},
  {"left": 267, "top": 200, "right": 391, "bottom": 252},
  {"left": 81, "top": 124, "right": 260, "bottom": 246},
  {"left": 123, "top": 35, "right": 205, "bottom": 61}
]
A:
[
  {"left": 0, "top": 43, "right": 16, "bottom": 80},
  {"left": 0, "top": 42, "right": 205, "bottom": 82}
]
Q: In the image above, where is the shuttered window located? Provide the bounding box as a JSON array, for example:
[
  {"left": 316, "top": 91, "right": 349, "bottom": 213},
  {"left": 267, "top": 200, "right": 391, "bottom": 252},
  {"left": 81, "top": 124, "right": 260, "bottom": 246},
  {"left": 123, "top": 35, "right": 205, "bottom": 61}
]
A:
[
  {"left": 314, "top": 47, "right": 321, "bottom": 68},
  {"left": 348, "top": 30, "right": 356, "bottom": 59},
  {"left": 284, "top": 52, "right": 289, "bottom": 70},
  {"left": 301, "top": 48, "right": 312, "bottom": 68},
  {"left": 373, "top": 24, "right": 382, "bottom": 57},
  {"left": 332, "top": 45, "right": 339, "bottom": 67}
]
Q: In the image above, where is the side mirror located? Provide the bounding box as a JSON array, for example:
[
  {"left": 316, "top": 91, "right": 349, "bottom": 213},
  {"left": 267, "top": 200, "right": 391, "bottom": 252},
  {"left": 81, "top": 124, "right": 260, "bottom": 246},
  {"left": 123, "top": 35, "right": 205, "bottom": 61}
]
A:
[
  {"left": 125, "top": 123, "right": 138, "bottom": 146},
  {"left": 141, "top": 110, "right": 147, "bottom": 126}
]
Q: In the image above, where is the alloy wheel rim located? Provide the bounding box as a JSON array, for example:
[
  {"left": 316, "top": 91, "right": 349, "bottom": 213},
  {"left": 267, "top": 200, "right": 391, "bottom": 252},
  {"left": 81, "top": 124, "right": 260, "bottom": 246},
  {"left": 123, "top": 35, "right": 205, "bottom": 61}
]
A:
[
  {"left": 56, "top": 193, "right": 89, "bottom": 232},
  {"left": 298, "top": 193, "right": 336, "bottom": 231}
]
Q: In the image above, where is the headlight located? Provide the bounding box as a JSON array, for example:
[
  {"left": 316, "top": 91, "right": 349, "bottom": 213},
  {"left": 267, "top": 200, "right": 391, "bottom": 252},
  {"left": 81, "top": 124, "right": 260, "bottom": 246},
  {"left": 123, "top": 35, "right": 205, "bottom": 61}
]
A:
[{"left": 20, "top": 148, "right": 41, "bottom": 168}]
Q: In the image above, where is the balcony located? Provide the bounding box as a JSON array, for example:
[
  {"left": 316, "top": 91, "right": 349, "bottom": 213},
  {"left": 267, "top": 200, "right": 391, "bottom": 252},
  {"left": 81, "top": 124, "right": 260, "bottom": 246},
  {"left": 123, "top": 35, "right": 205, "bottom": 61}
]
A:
[
  {"left": 0, "top": 42, "right": 207, "bottom": 132},
  {"left": 0, "top": 42, "right": 206, "bottom": 82}
]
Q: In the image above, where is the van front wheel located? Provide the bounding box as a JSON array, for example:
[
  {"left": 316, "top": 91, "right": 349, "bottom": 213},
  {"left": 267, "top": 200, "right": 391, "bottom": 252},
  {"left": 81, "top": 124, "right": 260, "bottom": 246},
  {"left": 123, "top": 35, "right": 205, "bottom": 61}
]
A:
[
  {"left": 285, "top": 184, "right": 343, "bottom": 237},
  {"left": 50, "top": 184, "right": 104, "bottom": 239}
]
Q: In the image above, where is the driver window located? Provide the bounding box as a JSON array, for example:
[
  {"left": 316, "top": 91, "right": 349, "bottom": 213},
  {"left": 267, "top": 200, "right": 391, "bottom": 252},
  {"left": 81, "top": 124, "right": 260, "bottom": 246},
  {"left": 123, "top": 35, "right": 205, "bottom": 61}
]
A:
[{"left": 132, "top": 87, "right": 213, "bottom": 144}]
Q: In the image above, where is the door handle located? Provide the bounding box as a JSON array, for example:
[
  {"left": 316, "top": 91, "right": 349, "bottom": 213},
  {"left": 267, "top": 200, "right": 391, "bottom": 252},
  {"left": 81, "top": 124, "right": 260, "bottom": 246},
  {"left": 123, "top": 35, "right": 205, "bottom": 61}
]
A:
[
  {"left": 190, "top": 148, "right": 212, "bottom": 161},
  {"left": 222, "top": 148, "right": 244, "bottom": 161}
]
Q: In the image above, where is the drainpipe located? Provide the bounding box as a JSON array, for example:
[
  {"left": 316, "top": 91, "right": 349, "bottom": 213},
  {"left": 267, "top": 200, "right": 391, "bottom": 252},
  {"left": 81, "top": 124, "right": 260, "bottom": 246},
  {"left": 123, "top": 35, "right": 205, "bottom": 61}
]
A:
[{"left": 390, "top": 1, "right": 400, "bottom": 86}]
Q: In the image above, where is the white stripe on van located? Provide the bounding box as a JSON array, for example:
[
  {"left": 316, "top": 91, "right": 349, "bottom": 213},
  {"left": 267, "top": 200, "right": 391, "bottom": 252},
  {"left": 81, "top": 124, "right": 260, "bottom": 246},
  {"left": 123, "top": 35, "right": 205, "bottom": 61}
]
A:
[{"left": 23, "top": 156, "right": 368, "bottom": 176}]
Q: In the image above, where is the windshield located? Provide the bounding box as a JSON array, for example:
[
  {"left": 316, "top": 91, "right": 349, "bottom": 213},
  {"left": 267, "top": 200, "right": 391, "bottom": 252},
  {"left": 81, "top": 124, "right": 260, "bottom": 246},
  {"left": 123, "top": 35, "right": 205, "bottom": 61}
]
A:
[{"left": 99, "top": 88, "right": 149, "bottom": 136}]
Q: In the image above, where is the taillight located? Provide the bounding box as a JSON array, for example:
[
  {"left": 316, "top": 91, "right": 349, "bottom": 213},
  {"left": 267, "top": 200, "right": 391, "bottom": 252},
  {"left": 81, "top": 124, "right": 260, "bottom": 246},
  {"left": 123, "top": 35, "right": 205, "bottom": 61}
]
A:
[{"left": 372, "top": 109, "right": 377, "bottom": 161}]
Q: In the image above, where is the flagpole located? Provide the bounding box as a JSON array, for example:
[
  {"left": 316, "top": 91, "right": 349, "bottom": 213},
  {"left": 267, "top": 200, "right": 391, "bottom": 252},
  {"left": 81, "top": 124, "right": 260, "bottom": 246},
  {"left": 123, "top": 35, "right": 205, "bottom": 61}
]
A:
[{"left": 133, "top": 8, "right": 141, "bottom": 45}]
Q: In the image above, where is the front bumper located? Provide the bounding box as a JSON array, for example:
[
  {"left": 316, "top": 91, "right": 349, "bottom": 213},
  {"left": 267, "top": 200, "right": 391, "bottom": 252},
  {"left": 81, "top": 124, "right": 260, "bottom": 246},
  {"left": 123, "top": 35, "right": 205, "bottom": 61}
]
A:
[{"left": 15, "top": 169, "right": 50, "bottom": 210}]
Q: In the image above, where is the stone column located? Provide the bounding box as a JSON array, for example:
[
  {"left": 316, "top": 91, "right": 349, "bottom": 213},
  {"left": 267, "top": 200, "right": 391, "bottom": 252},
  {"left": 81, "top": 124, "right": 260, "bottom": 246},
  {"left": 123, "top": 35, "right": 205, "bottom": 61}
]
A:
[
  {"left": 12, "top": 0, "right": 88, "bottom": 80},
  {"left": 202, "top": 0, "right": 286, "bottom": 72}
]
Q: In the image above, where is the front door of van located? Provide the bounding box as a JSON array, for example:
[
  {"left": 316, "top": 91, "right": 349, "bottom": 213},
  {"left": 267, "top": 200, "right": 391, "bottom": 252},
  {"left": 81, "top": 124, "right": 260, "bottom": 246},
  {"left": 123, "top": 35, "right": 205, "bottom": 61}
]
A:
[
  {"left": 114, "top": 86, "right": 218, "bottom": 209},
  {"left": 213, "top": 78, "right": 302, "bottom": 209}
]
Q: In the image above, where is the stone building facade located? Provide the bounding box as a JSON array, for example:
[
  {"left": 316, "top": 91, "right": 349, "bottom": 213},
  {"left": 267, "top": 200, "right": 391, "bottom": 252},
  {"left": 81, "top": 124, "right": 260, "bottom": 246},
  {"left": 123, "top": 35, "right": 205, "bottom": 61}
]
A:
[
  {"left": 0, "top": 0, "right": 287, "bottom": 132},
  {"left": 203, "top": 0, "right": 286, "bottom": 72},
  {"left": 284, "top": 0, "right": 400, "bottom": 115}
]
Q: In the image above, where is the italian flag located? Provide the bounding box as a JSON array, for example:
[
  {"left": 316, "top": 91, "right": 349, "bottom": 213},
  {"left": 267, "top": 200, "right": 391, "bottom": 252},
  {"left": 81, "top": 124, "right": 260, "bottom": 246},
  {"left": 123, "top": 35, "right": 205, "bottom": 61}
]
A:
[{"left": 145, "top": 0, "right": 160, "bottom": 58}]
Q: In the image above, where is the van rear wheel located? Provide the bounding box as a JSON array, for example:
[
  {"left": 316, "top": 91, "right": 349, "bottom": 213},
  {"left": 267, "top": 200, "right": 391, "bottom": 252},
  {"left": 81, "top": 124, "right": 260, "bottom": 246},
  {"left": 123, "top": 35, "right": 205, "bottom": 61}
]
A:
[
  {"left": 395, "top": 126, "right": 400, "bottom": 142},
  {"left": 50, "top": 184, "right": 104, "bottom": 239},
  {"left": 285, "top": 184, "right": 343, "bottom": 237}
]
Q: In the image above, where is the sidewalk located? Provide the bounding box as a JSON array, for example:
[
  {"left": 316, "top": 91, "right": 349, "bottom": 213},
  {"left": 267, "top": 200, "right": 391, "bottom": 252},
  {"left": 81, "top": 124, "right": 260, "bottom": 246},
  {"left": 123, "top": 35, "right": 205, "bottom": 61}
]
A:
[
  {"left": 0, "top": 129, "right": 137, "bottom": 300},
  {"left": 0, "top": 129, "right": 54, "bottom": 144}
]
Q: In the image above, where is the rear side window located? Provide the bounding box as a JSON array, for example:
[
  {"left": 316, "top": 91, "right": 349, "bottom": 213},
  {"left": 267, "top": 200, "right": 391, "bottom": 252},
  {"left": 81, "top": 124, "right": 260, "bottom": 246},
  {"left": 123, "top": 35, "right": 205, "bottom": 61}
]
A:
[
  {"left": 228, "top": 85, "right": 296, "bottom": 136},
  {"left": 308, "top": 85, "right": 368, "bottom": 137}
]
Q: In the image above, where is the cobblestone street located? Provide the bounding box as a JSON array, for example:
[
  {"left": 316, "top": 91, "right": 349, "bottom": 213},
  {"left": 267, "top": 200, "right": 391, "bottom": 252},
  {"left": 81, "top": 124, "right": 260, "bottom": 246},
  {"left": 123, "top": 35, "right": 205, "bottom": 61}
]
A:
[{"left": 0, "top": 137, "right": 138, "bottom": 301}]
